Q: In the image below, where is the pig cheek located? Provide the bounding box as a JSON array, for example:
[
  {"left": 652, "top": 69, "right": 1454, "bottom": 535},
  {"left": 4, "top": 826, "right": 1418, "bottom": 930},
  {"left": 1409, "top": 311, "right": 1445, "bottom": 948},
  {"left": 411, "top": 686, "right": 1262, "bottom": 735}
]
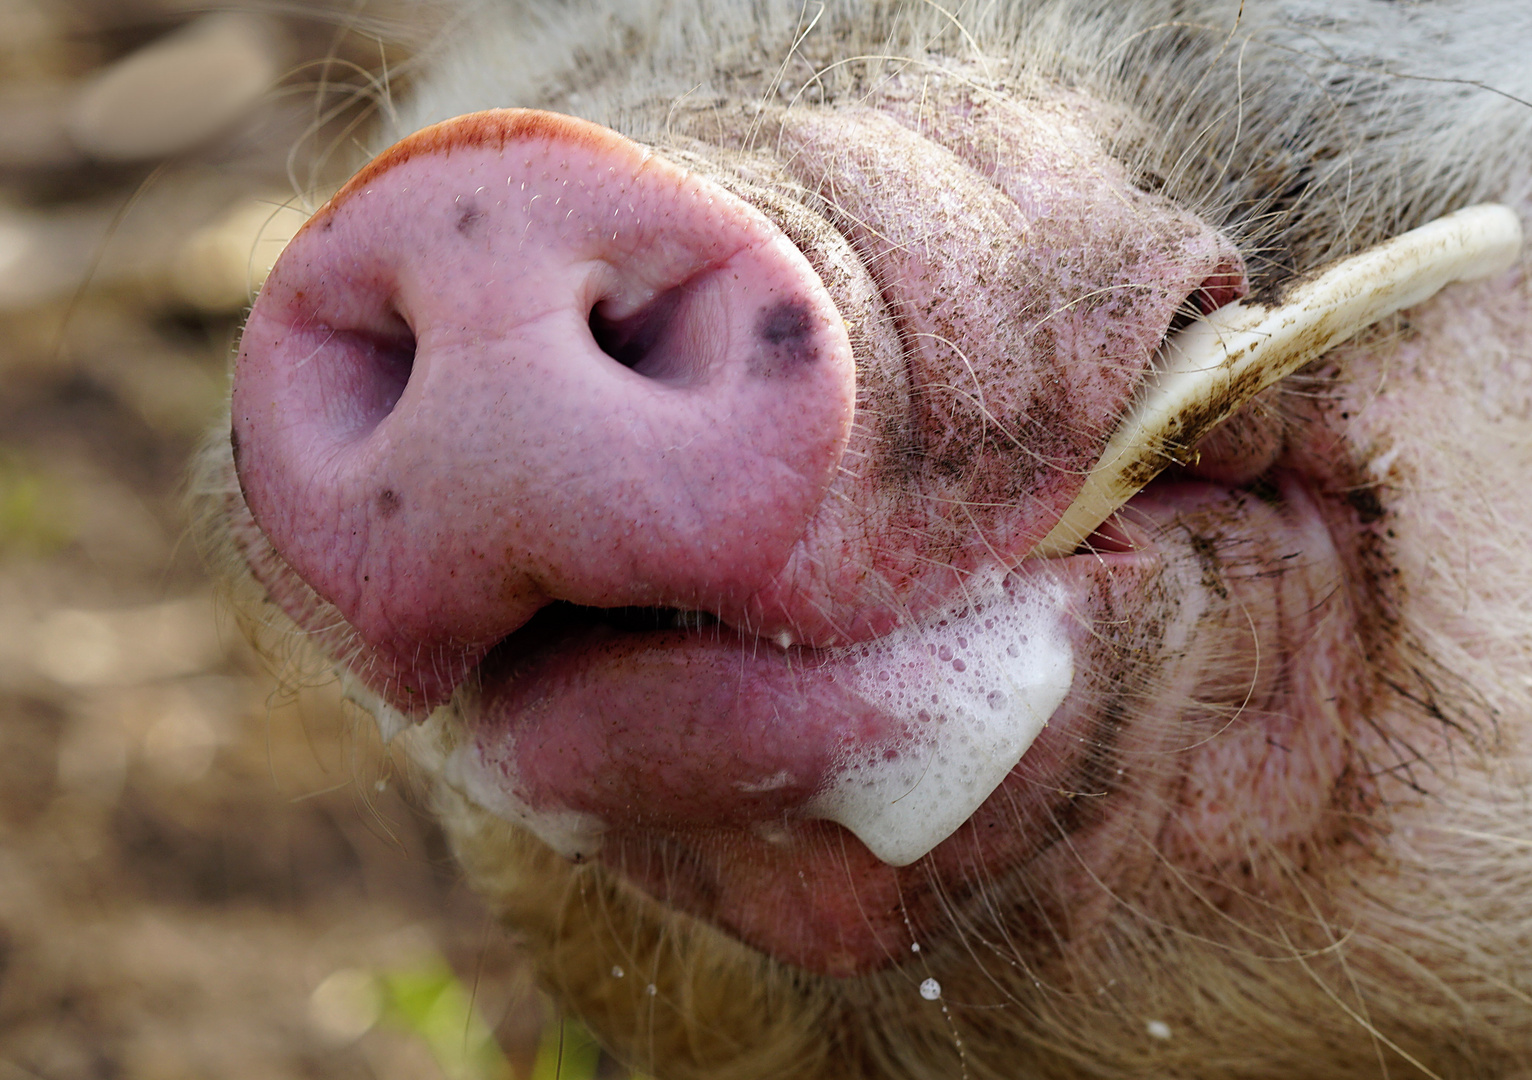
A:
[
  {"left": 752, "top": 96, "right": 1246, "bottom": 571},
  {"left": 991, "top": 488, "right": 1362, "bottom": 948},
  {"left": 1152, "top": 564, "right": 1360, "bottom": 882}
]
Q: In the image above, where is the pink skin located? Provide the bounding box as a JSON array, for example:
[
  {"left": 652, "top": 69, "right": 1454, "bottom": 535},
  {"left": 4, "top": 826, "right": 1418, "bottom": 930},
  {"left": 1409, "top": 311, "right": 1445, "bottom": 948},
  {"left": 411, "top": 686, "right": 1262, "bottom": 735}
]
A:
[{"left": 231, "top": 104, "right": 1349, "bottom": 973}]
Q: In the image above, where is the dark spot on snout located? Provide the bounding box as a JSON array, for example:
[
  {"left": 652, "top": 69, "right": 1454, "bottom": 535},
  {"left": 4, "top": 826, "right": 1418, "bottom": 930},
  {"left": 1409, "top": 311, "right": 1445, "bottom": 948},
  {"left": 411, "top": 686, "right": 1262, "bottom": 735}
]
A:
[
  {"left": 456, "top": 203, "right": 487, "bottom": 236},
  {"left": 750, "top": 299, "right": 819, "bottom": 376},
  {"left": 760, "top": 300, "right": 812, "bottom": 346},
  {"left": 377, "top": 489, "right": 402, "bottom": 517}
]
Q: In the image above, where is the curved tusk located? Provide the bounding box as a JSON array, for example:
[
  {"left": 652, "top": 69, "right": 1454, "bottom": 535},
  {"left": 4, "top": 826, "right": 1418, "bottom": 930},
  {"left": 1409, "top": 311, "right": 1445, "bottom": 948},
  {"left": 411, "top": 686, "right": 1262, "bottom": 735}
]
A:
[{"left": 1030, "top": 203, "right": 1524, "bottom": 559}]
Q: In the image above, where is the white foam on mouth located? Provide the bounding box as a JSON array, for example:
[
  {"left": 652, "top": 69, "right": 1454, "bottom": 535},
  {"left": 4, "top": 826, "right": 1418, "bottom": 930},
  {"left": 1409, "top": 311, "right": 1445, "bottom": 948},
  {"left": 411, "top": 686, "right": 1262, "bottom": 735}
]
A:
[
  {"left": 445, "top": 738, "right": 610, "bottom": 861},
  {"left": 421, "top": 572, "right": 1073, "bottom": 871},
  {"left": 806, "top": 571, "right": 1075, "bottom": 867},
  {"left": 338, "top": 667, "right": 608, "bottom": 860}
]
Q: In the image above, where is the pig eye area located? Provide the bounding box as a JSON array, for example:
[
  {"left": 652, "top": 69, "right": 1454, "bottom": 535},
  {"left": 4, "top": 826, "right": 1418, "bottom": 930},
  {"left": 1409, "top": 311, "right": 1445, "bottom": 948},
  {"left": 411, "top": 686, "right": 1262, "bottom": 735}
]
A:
[{"left": 587, "top": 286, "right": 693, "bottom": 381}]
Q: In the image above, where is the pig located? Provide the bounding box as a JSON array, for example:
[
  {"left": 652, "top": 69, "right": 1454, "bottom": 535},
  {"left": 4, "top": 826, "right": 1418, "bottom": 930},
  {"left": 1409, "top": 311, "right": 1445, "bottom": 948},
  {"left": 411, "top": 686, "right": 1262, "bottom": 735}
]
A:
[{"left": 193, "top": 1, "right": 1532, "bottom": 1076}]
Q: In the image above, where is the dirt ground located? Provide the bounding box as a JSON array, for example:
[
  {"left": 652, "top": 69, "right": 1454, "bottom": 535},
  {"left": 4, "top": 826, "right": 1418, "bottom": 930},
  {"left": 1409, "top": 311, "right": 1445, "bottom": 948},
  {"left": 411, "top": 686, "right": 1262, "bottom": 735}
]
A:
[{"left": 0, "top": 4, "right": 593, "bottom": 1077}]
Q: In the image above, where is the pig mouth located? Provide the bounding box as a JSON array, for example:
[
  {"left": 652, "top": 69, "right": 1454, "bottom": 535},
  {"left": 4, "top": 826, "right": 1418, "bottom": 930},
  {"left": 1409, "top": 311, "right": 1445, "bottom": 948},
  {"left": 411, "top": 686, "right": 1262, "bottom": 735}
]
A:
[
  {"left": 406, "top": 468, "right": 1339, "bottom": 977},
  {"left": 222, "top": 97, "right": 1519, "bottom": 976}
]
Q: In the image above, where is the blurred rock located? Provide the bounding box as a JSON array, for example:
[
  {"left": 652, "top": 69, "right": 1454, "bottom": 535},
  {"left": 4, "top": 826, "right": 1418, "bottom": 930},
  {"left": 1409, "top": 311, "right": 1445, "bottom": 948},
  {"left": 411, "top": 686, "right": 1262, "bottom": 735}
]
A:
[
  {"left": 0, "top": 84, "right": 83, "bottom": 169},
  {"left": 65, "top": 13, "right": 287, "bottom": 163},
  {"left": 0, "top": 174, "right": 313, "bottom": 323},
  {"left": 0, "top": 0, "right": 77, "bottom": 83},
  {"left": 28, "top": 594, "right": 223, "bottom": 688},
  {"left": 310, "top": 966, "right": 385, "bottom": 1045}
]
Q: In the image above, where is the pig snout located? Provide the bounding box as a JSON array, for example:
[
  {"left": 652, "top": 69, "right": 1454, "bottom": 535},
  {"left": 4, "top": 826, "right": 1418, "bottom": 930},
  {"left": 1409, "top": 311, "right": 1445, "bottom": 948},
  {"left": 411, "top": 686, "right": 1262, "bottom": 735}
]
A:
[
  {"left": 232, "top": 109, "right": 857, "bottom": 708},
  {"left": 232, "top": 102, "right": 1246, "bottom": 716}
]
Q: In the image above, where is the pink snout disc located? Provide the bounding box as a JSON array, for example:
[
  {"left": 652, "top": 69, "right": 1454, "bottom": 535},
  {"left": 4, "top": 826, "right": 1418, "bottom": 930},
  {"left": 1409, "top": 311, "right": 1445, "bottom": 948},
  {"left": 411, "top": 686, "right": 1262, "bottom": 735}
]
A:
[{"left": 231, "top": 109, "right": 856, "bottom": 709}]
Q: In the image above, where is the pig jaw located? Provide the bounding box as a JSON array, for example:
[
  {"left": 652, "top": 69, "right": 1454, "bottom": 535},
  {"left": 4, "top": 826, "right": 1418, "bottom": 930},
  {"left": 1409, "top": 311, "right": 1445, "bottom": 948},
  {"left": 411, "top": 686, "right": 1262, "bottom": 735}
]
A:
[{"left": 216, "top": 84, "right": 1389, "bottom": 977}]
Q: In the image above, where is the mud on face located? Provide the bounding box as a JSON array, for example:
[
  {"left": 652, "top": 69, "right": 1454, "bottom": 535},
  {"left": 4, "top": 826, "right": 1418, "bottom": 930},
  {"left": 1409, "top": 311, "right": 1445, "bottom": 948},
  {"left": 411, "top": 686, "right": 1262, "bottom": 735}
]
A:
[{"left": 195, "top": 2, "right": 1532, "bottom": 1077}]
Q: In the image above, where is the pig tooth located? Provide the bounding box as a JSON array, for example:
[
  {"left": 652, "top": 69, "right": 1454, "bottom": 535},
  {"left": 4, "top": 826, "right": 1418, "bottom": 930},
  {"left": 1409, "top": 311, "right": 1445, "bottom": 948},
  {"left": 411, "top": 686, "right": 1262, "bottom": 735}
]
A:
[{"left": 1031, "top": 203, "right": 1523, "bottom": 558}]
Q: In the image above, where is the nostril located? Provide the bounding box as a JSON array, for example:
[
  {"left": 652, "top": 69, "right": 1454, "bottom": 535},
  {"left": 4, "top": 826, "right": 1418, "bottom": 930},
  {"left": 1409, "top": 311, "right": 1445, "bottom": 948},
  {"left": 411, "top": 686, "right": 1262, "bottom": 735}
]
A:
[
  {"left": 585, "top": 286, "right": 683, "bottom": 379},
  {"left": 315, "top": 313, "right": 415, "bottom": 441},
  {"left": 585, "top": 275, "right": 729, "bottom": 386},
  {"left": 351, "top": 326, "right": 415, "bottom": 434}
]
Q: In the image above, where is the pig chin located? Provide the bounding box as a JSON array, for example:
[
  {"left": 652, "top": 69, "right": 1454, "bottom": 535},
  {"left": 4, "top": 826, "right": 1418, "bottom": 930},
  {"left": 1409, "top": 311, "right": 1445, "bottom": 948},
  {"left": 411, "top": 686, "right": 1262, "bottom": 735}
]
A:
[{"left": 220, "top": 87, "right": 1366, "bottom": 975}]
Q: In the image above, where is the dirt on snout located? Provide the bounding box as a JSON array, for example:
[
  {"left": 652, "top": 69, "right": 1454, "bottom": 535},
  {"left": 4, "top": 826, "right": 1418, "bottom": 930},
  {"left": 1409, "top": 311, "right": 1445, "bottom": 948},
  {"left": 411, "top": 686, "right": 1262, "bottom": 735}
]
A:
[{"left": 0, "top": 5, "right": 575, "bottom": 1078}]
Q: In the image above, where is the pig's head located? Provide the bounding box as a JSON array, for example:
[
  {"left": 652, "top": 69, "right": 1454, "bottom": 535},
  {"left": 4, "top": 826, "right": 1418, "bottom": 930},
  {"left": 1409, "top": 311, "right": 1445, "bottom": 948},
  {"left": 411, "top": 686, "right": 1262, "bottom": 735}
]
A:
[{"left": 196, "top": 2, "right": 1532, "bottom": 1076}]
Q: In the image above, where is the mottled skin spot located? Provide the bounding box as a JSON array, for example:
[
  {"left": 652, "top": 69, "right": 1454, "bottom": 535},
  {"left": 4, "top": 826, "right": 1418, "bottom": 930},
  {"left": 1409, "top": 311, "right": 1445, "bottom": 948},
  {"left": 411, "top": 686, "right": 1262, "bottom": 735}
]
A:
[
  {"left": 456, "top": 203, "right": 486, "bottom": 235},
  {"left": 750, "top": 299, "right": 820, "bottom": 375},
  {"left": 759, "top": 299, "right": 813, "bottom": 346}
]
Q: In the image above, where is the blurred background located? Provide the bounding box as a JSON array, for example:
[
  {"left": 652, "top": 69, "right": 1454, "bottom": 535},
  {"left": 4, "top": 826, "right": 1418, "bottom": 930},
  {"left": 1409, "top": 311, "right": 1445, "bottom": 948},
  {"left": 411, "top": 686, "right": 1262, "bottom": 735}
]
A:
[{"left": 0, "top": 3, "right": 600, "bottom": 1077}]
